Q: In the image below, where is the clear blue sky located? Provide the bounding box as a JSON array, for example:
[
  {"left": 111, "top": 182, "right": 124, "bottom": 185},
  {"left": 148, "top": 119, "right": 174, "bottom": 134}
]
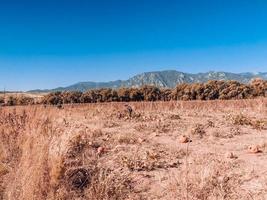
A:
[{"left": 1, "top": 0, "right": 267, "bottom": 91}]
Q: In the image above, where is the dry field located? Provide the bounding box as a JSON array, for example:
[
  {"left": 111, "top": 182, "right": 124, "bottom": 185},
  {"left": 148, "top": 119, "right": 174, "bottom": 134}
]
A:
[
  {"left": 0, "top": 92, "right": 45, "bottom": 99},
  {"left": 0, "top": 92, "right": 45, "bottom": 104},
  {"left": 0, "top": 98, "right": 267, "bottom": 200}
]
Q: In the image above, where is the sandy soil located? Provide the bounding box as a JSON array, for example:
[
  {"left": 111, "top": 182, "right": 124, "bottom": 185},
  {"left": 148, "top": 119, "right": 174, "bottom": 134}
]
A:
[{"left": 0, "top": 99, "right": 267, "bottom": 200}]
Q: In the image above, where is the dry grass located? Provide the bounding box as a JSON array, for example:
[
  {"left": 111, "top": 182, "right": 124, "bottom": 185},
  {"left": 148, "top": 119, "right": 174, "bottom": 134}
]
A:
[
  {"left": 0, "top": 98, "right": 266, "bottom": 199},
  {"left": 168, "top": 154, "right": 246, "bottom": 200},
  {"left": 190, "top": 124, "right": 206, "bottom": 138},
  {"left": 226, "top": 113, "right": 267, "bottom": 130}
]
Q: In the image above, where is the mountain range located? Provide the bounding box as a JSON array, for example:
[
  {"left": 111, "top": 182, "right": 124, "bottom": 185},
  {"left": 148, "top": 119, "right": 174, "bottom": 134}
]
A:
[{"left": 30, "top": 70, "right": 267, "bottom": 92}]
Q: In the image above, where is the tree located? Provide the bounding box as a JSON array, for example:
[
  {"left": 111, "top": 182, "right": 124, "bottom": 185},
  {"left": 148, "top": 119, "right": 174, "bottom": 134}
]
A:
[
  {"left": 141, "top": 85, "right": 161, "bottom": 101},
  {"left": 117, "top": 88, "right": 131, "bottom": 102}
]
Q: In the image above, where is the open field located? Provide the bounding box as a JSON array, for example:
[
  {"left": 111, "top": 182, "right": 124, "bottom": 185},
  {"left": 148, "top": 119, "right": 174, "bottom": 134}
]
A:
[
  {"left": 0, "top": 92, "right": 46, "bottom": 105},
  {"left": 0, "top": 92, "right": 46, "bottom": 98},
  {"left": 0, "top": 99, "right": 267, "bottom": 200}
]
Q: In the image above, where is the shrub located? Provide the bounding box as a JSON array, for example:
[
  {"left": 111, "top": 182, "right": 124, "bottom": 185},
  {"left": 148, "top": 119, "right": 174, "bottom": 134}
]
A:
[
  {"left": 161, "top": 89, "right": 172, "bottom": 101},
  {"left": 117, "top": 88, "right": 131, "bottom": 102},
  {"left": 140, "top": 85, "right": 162, "bottom": 101},
  {"left": 42, "top": 92, "right": 63, "bottom": 105},
  {"left": 62, "top": 91, "right": 82, "bottom": 104},
  {"left": 39, "top": 80, "right": 267, "bottom": 105},
  {"left": 0, "top": 97, "right": 4, "bottom": 104},
  {"left": 16, "top": 96, "right": 35, "bottom": 105},
  {"left": 6, "top": 96, "right": 17, "bottom": 106},
  {"left": 81, "top": 90, "right": 97, "bottom": 103},
  {"left": 250, "top": 78, "right": 267, "bottom": 97},
  {"left": 99, "top": 88, "right": 114, "bottom": 102},
  {"left": 129, "top": 88, "right": 143, "bottom": 101}
]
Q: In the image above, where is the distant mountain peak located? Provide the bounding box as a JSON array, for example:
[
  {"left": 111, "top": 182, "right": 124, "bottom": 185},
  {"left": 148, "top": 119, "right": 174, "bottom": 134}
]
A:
[{"left": 29, "top": 70, "right": 267, "bottom": 92}]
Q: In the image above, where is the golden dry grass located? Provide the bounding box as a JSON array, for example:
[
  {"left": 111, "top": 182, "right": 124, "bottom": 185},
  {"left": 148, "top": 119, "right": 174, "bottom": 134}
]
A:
[{"left": 0, "top": 98, "right": 267, "bottom": 199}]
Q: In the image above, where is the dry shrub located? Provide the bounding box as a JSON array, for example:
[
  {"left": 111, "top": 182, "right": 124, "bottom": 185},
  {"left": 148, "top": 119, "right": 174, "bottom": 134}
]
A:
[
  {"left": 212, "top": 127, "right": 242, "bottom": 139},
  {"left": 251, "top": 120, "right": 267, "bottom": 130},
  {"left": 39, "top": 80, "right": 267, "bottom": 106},
  {"left": 0, "top": 184, "right": 4, "bottom": 200},
  {"left": 0, "top": 110, "right": 27, "bottom": 164},
  {"left": 53, "top": 133, "right": 133, "bottom": 200},
  {"left": 6, "top": 96, "right": 17, "bottom": 106},
  {"left": 161, "top": 88, "right": 173, "bottom": 101},
  {"left": 0, "top": 144, "right": 5, "bottom": 162},
  {"left": 0, "top": 162, "right": 8, "bottom": 199},
  {"left": 168, "top": 155, "right": 246, "bottom": 200},
  {"left": 56, "top": 167, "right": 132, "bottom": 200},
  {"left": 0, "top": 97, "right": 4, "bottom": 105},
  {"left": 117, "top": 134, "right": 138, "bottom": 145},
  {"left": 65, "top": 168, "right": 91, "bottom": 190},
  {"left": 103, "top": 121, "right": 120, "bottom": 128},
  {"left": 150, "top": 120, "right": 172, "bottom": 133},
  {"left": 121, "top": 154, "right": 157, "bottom": 172},
  {"left": 0, "top": 95, "right": 35, "bottom": 106},
  {"left": 42, "top": 91, "right": 63, "bottom": 105},
  {"left": 191, "top": 124, "right": 206, "bottom": 138},
  {"left": 134, "top": 123, "right": 149, "bottom": 132},
  {"left": 115, "top": 105, "right": 142, "bottom": 121},
  {"left": 85, "top": 169, "right": 132, "bottom": 200},
  {"left": 66, "top": 134, "right": 90, "bottom": 159},
  {"left": 120, "top": 147, "right": 182, "bottom": 172},
  {"left": 0, "top": 163, "right": 8, "bottom": 177},
  {"left": 230, "top": 114, "right": 253, "bottom": 126},
  {"left": 62, "top": 91, "right": 82, "bottom": 104},
  {"left": 140, "top": 85, "right": 161, "bottom": 101},
  {"left": 16, "top": 95, "right": 35, "bottom": 105},
  {"left": 227, "top": 114, "right": 267, "bottom": 130},
  {"left": 91, "top": 129, "right": 104, "bottom": 138},
  {"left": 169, "top": 114, "right": 181, "bottom": 120},
  {"left": 250, "top": 78, "right": 267, "bottom": 97},
  {"left": 206, "top": 120, "right": 215, "bottom": 128},
  {"left": 48, "top": 133, "right": 96, "bottom": 199}
]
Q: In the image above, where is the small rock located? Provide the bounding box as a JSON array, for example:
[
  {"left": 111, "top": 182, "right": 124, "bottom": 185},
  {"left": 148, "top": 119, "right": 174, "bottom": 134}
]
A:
[
  {"left": 225, "top": 152, "right": 238, "bottom": 159},
  {"left": 248, "top": 145, "right": 262, "bottom": 154},
  {"left": 90, "top": 142, "right": 101, "bottom": 149},
  {"left": 138, "top": 138, "right": 144, "bottom": 144},
  {"left": 179, "top": 135, "right": 191, "bottom": 143},
  {"left": 151, "top": 132, "right": 160, "bottom": 137},
  {"left": 97, "top": 147, "right": 106, "bottom": 155}
]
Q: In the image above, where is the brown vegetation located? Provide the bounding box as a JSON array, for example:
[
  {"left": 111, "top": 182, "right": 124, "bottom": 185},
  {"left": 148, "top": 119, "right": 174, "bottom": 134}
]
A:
[
  {"left": 0, "top": 98, "right": 267, "bottom": 199},
  {"left": 1, "top": 80, "right": 266, "bottom": 107},
  {"left": 0, "top": 94, "right": 35, "bottom": 106},
  {"left": 40, "top": 80, "right": 267, "bottom": 106}
]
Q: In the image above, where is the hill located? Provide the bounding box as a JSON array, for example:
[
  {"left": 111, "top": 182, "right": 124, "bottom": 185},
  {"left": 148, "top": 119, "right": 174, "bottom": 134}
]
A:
[{"left": 29, "top": 70, "right": 267, "bottom": 92}]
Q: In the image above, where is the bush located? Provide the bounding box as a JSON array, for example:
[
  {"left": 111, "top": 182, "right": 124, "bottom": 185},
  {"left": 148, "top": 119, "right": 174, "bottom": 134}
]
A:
[
  {"left": 129, "top": 88, "right": 144, "bottom": 101},
  {"left": 0, "top": 97, "right": 4, "bottom": 104},
  {"left": 6, "top": 96, "right": 17, "bottom": 106},
  {"left": 81, "top": 90, "right": 97, "bottom": 103},
  {"left": 117, "top": 88, "right": 131, "bottom": 102},
  {"left": 250, "top": 78, "right": 267, "bottom": 97},
  {"left": 140, "top": 85, "right": 161, "bottom": 101},
  {"left": 62, "top": 91, "right": 82, "bottom": 104},
  {"left": 161, "top": 89, "right": 172, "bottom": 101},
  {"left": 16, "top": 96, "right": 35, "bottom": 105},
  {"left": 42, "top": 92, "right": 63, "bottom": 105},
  {"left": 39, "top": 80, "right": 267, "bottom": 105}
]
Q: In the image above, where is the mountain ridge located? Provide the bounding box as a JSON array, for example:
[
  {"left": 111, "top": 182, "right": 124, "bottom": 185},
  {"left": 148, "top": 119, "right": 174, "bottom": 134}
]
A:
[{"left": 29, "top": 70, "right": 267, "bottom": 92}]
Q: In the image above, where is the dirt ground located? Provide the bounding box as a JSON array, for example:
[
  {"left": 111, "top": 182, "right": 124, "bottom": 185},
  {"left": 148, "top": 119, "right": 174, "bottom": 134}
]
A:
[{"left": 0, "top": 98, "right": 267, "bottom": 200}]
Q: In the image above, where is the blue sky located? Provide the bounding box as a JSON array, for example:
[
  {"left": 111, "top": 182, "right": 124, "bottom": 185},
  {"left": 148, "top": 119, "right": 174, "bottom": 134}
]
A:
[{"left": 1, "top": 0, "right": 267, "bottom": 91}]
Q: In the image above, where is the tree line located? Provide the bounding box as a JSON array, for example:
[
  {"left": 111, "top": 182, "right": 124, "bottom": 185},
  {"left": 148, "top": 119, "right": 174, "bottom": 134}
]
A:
[
  {"left": 0, "top": 79, "right": 266, "bottom": 106},
  {"left": 41, "top": 79, "right": 266, "bottom": 105}
]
